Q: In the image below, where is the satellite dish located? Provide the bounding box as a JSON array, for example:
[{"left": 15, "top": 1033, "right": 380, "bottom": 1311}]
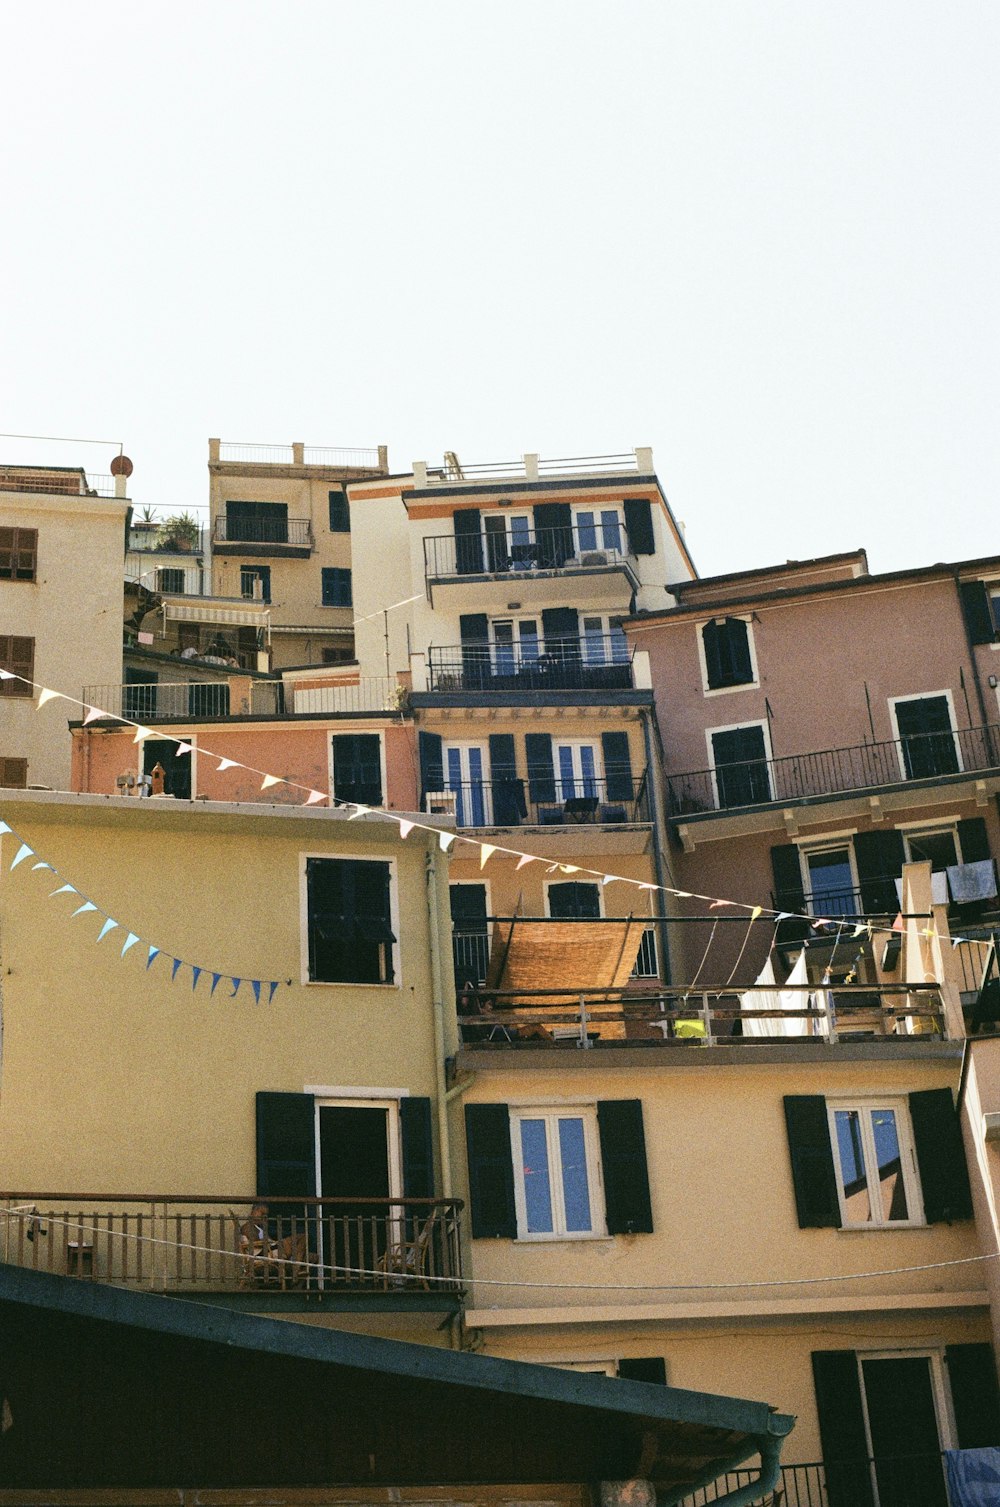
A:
[{"left": 110, "top": 454, "right": 134, "bottom": 478}]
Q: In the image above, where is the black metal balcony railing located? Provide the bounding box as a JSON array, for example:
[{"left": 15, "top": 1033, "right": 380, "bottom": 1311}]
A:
[
  {"left": 85, "top": 681, "right": 235, "bottom": 722},
  {"left": 424, "top": 522, "right": 635, "bottom": 582},
  {"left": 680, "top": 1452, "right": 950, "bottom": 1507},
  {"left": 451, "top": 921, "right": 660, "bottom": 988},
  {"left": 436, "top": 773, "right": 649, "bottom": 829},
  {"left": 667, "top": 723, "right": 1000, "bottom": 816},
  {"left": 0, "top": 1194, "right": 463, "bottom": 1298},
  {"left": 428, "top": 636, "right": 634, "bottom": 694},
  {"left": 213, "top": 516, "right": 313, "bottom": 548}
]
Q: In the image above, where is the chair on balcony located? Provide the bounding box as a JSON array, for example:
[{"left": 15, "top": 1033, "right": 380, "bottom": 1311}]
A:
[
  {"left": 232, "top": 1206, "right": 308, "bottom": 1290},
  {"left": 376, "top": 1208, "right": 440, "bottom": 1290}
]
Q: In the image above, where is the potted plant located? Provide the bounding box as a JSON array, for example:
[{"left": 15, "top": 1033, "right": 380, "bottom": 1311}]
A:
[{"left": 157, "top": 512, "right": 201, "bottom": 553}]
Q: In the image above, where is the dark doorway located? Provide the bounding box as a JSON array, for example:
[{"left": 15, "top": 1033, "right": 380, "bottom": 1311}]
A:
[
  {"left": 894, "top": 697, "right": 959, "bottom": 780},
  {"left": 318, "top": 1105, "right": 392, "bottom": 1285},
  {"left": 143, "top": 739, "right": 191, "bottom": 800},
  {"left": 861, "top": 1355, "right": 947, "bottom": 1507}
]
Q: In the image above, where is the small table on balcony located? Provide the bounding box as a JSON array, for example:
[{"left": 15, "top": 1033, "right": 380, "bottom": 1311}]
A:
[{"left": 564, "top": 796, "right": 599, "bottom": 823}]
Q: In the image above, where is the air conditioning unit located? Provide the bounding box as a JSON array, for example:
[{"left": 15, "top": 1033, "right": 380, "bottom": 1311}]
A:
[
  {"left": 580, "top": 550, "right": 610, "bottom": 567},
  {"left": 425, "top": 790, "right": 457, "bottom": 818}
]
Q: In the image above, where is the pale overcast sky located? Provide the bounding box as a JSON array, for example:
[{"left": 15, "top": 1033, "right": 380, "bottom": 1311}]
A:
[{"left": 1, "top": 2, "right": 995, "bottom": 579}]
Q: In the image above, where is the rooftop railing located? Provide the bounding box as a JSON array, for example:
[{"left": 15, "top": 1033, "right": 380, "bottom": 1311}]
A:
[
  {"left": 413, "top": 449, "right": 651, "bottom": 487},
  {"left": 434, "top": 773, "right": 649, "bottom": 830},
  {"left": 127, "top": 526, "right": 207, "bottom": 554},
  {"left": 427, "top": 636, "right": 635, "bottom": 694},
  {"left": 667, "top": 724, "right": 1000, "bottom": 817},
  {"left": 213, "top": 516, "right": 313, "bottom": 548},
  {"left": 85, "top": 681, "right": 236, "bottom": 721},
  {"left": 424, "top": 522, "right": 635, "bottom": 582},
  {"left": 216, "top": 441, "right": 384, "bottom": 468},
  {"left": 0, "top": 468, "right": 119, "bottom": 498}
]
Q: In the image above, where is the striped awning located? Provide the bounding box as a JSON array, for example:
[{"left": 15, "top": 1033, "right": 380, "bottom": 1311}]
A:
[{"left": 164, "top": 602, "right": 270, "bottom": 629}]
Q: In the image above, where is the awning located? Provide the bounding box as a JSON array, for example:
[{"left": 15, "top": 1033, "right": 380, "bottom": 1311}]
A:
[
  {"left": 484, "top": 917, "right": 649, "bottom": 1004},
  {"left": 164, "top": 601, "right": 270, "bottom": 629}
]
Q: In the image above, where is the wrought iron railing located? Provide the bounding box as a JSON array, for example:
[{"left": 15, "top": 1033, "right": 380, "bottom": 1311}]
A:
[
  {"left": 434, "top": 773, "right": 649, "bottom": 829},
  {"left": 424, "top": 522, "right": 634, "bottom": 580},
  {"left": 667, "top": 724, "right": 1000, "bottom": 815},
  {"left": 679, "top": 1451, "right": 951, "bottom": 1506},
  {"left": 85, "top": 681, "right": 234, "bottom": 721},
  {"left": 427, "top": 636, "right": 634, "bottom": 694},
  {"left": 421, "top": 451, "right": 642, "bottom": 484},
  {"left": 213, "top": 516, "right": 313, "bottom": 548},
  {"left": 0, "top": 1193, "right": 463, "bottom": 1297}
]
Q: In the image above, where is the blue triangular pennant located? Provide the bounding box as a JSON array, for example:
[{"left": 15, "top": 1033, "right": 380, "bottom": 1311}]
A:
[
  {"left": 171, "top": 958, "right": 183, "bottom": 981},
  {"left": 191, "top": 967, "right": 202, "bottom": 991},
  {"left": 96, "top": 918, "right": 118, "bottom": 942},
  {"left": 10, "top": 843, "right": 34, "bottom": 870},
  {"left": 210, "top": 973, "right": 222, "bottom": 996},
  {"left": 251, "top": 980, "right": 261, "bottom": 1004},
  {"left": 268, "top": 981, "right": 279, "bottom": 1004},
  {"left": 146, "top": 946, "right": 160, "bottom": 970},
  {"left": 0, "top": 821, "right": 11, "bottom": 835},
  {"left": 230, "top": 978, "right": 241, "bottom": 998},
  {"left": 31, "top": 861, "right": 54, "bottom": 873}
]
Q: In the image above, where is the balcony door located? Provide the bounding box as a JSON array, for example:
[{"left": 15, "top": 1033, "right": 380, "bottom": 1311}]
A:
[
  {"left": 445, "top": 742, "right": 490, "bottom": 827},
  {"left": 860, "top": 1354, "right": 948, "bottom": 1507},
  {"left": 892, "top": 695, "right": 960, "bottom": 780},
  {"left": 317, "top": 1101, "right": 398, "bottom": 1282},
  {"left": 226, "top": 500, "right": 288, "bottom": 544},
  {"left": 710, "top": 723, "right": 771, "bottom": 809}
]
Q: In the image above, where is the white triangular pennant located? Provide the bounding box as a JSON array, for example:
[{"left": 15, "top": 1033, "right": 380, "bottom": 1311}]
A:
[
  {"left": 348, "top": 805, "right": 371, "bottom": 820},
  {"left": 132, "top": 726, "right": 153, "bottom": 744},
  {"left": 515, "top": 854, "right": 535, "bottom": 871},
  {"left": 121, "top": 932, "right": 141, "bottom": 957},
  {"left": 260, "top": 774, "right": 282, "bottom": 790},
  {"left": 479, "top": 844, "right": 497, "bottom": 869},
  {"left": 439, "top": 832, "right": 456, "bottom": 853},
  {"left": 174, "top": 741, "right": 193, "bottom": 756},
  {"left": 97, "top": 918, "right": 118, "bottom": 942},
  {"left": 36, "top": 688, "right": 62, "bottom": 709},
  {"left": 304, "top": 790, "right": 326, "bottom": 805},
  {"left": 83, "top": 706, "right": 106, "bottom": 725},
  {"left": 216, "top": 758, "right": 240, "bottom": 772},
  {"left": 398, "top": 819, "right": 414, "bottom": 839}
]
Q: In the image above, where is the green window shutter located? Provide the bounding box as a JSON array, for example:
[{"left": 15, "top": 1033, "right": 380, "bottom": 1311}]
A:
[
  {"left": 703, "top": 619, "right": 752, "bottom": 688},
  {"left": 525, "top": 732, "right": 556, "bottom": 804},
  {"left": 811, "top": 1351, "right": 875, "bottom": 1507},
  {"left": 702, "top": 620, "right": 725, "bottom": 688},
  {"left": 465, "top": 1104, "right": 516, "bottom": 1238},
  {"left": 909, "top": 1087, "right": 973, "bottom": 1222},
  {"left": 958, "top": 817, "right": 991, "bottom": 864},
  {"left": 328, "top": 489, "right": 350, "bottom": 532},
  {"left": 533, "top": 502, "right": 573, "bottom": 566},
  {"left": 418, "top": 731, "right": 444, "bottom": 802},
  {"left": 618, "top": 1357, "right": 667, "bottom": 1385},
  {"left": 489, "top": 733, "right": 524, "bottom": 825},
  {"left": 255, "top": 1091, "right": 317, "bottom": 1200},
  {"left": 459, "top": 613, "right": 490, "bottom": 684},
  {"left": 601, "top": 731, "right": 633, "bottom": 802},
  {"left": 770, "top": 844, "right": 809, "bottom": 945},
  {"left": 946, "top": 1343, "right": 1000, "bottom": 1447},
  {"left": 783, "top": 1096, "right": 841, "bottom": 1228},
  {"left": 454, "top": 509, "right": 483, "bottom": 575},
  {"left": 623, "top": 497, "right": 655, "bottom": 555},
  {"left": 597, "top": 1100, "right": 653, "bottom": 1234},
  {"left": 853, "top": 829, "right": 906, "bottom": 914},
  {"left": 401, "top": 1097, "right": 434, "bottom": 1202},
  {"left": 959, "top": 580, "right": 996, "bottom": 645}
]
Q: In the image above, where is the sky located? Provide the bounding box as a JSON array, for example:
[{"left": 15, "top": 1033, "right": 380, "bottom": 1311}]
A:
[{"left": 1, "top": 1, "right": 996, "bottom": 580}]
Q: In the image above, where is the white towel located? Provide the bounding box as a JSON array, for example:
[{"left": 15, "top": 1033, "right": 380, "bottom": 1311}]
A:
[
  {"left": 895, "top": 870, "right": 949, "bottom": 906},
  {"left": 948, "top": 860, "right": 998, "bottom": 904},
  {"left": 741, "top": 952, "right": 813, "bottom": 1038}
]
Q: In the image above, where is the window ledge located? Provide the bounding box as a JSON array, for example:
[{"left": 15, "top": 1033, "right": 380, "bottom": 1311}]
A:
[
  {"left": 513, "top": 1233, "right": 614, "bottom": 1244},
  {"left": 702, "top": 681, "right": 760, "bottom": 698},
  {"left": 837, "top": 1222, "right": 928, "bottom": 1233},
  {"left": 303, "top": 980, "right": 402, "bottom": 991}
]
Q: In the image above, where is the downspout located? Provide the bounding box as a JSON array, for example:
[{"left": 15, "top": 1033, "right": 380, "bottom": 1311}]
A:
[
  {"left": 425, "top": 843, "right": 452, "bottom": 1198},
  {"left": 641, "top": 708, "right": 673, "bottom": 985},
  {"left": 657, "top": 1427, "right": 789, "bottom": 1507}
]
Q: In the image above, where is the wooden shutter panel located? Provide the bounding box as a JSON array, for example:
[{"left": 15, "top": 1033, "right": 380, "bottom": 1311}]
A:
[
  {"left": 601, "top": 731, "right": 633, "bottom": 802},
  {"left": 909, "top": 1087, "right": 973, "bottom": 1222},
  {"left": 401, "top": 1097, "right": 435, "bottom": 1201},
  {"left": 525, "top": 732, "right": 556, "bottom": 804},
  {"left": 811, "top": 1351, "right": 876, "bottom": 1507},
  {"left": 454, "top": 509, "right": 483, "bottom": 575},
  {"left": 533, "top": 502, "right": 573, "bottom": 566},
  {"left": 946, "top": 1343, "right": 1000, "bottom": 1447},
  {"left": 459, "top": 614, "right": 490, "bottom": 684},
  {"left": 702, "top": 620, "right": 725, "bottom": 688},
  {"left": 489, "top": 733, "right": 524, "bottom": 825},
  {"left": 770, "top": 844, "right": 810, "bottom": 944},
  {"left": 853, "top": 829, "right": 905, "bottom": 914},
  {"left": 541, "top": 607, "right": 579, "bottom": 645},
  {"left": 959, "top": 580, "right": 996, "bottom": 645},
  {"left": 726, "top": 618, "right": 753, "bottom": 683},
  {"left": 465, "top": 1103, "right": 516, "bottom": 1238},
  {"left": 958, "top": 817, "right": 991, "bottom": 865},
  {"left": 255, "top": 1092, "right": 317, "bottom": 1199},
  {"left": 623, "top": 497, "right": 655, "bottom": 555},
  {"left": 597, "top": 1100, "right": 653, "bottom": 1234},
  {"left": 618, "top": 1357, "right": 667, "bottom": 1385},
  {"left": 783, "top": 1096, "right": 841, "bottom": 1228},
  {"left": 418, "top": 731, "right": 444, "bottom": 803}
]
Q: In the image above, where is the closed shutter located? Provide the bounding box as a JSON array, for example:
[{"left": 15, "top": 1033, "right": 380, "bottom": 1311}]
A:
[
  {"left": 854, "top": 829, "right": 905, "bottom": 914},
  {"left": 812, "top": 1351, "right": 876, "bottom": 1507},
  {"left": 711, "top": 725, "right": 769, "bottom": 808},
  {"left": 418, "top": 731, "right": 444, "bottom": 803},
  {"left": 489, "top": 733, "right": 524, "bottom": 825},
  {"left": 618, "top": 1358, "right": 667, "bottom": 1385},
  {"left": 306, "top": 858, "right": 394, "bottom": 984},
  {"left": 401, "top": 1097, "right": 435, "bottom": 1201},
  {"left": 703, "top": 619, "right": 752, "bottom": 688},
  {"left": 597, "top": 1100, "right": 653, "bottom": 1234},
  {"left": 333, "top": 733, "right": 382, "bottom": 805},
  {"left": 601, "top": 731, "right": 633, "bottom": 802},
  {"left": 465, "top": 1104, "right": 516, "bottom": 1238},
  {"left": 533, "top": 502, "right": 573, "bottom": 567},
  {"left": 454, "top": 508, "right": 483, "bottom": 575},
  {"left": 525, "top": 732, "right": 556, "bottom": 804},
  {"left": 459, "top": 613, "right": 490, "bottom": 685},
  {"left": 542, "top": 607, "right": 579, "bottom": 651},
  {"left": 256, "top": 1092, "right": 317, "bottom": 1201},
  {"left": 946, "top": 1343, "right": 1000, "bottom": 1447},
  {"left": 959, "top": 580, "right": 996, "bottom": 645},
  {"left": 957, "top": 817, "right": 991, "bottom": 864},
  {"left": 623, "top": 497, "right": 655, "bottom": 555},
  {"left": 328, "top": 489, "right": 350, "bottom": 532},
  {"left": 909, "top": 1087, "right": 973, "bottom": 1222},
  {"left": 783, "top": 1096, "right": 841, "bottom": 1228},
  {"left": 702, "top": 620, "right": 725, "bottom": 689},
  {"left": 0, "top": 636, "right": 34, "bottom": 696}
]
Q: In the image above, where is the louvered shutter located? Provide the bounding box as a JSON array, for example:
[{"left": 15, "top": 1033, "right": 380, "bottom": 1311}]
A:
[
  {"left": 459, "top": 613, "right": 490, "bottom": 685},
  {"left": 811, "top": 1351, "right": 875, "bottom": 1507},
  {"left": 454, "top": 508, "right": 483, "bottom": 575},
  {"left": 533, "top": 502, "right": 573, "bottom": 566},
  {"left": 525, "top": 732, "right": 556, "bottom": 804},
  {"left": 418, "top": 731, "right": 444, "bottom": 804},
  {"left": 909, "top": 1087, "right": 973, "bottom": 1222},
  {"left": 946, "top": 1343, "right": 1000, "bottom": 1447},
  {"left": 783, "top": 1096, "right": 841, "bottom": 1228},
  {"left": 597, "top": 1100, "right": 653, "bottom": 1234},
  {"left": 489, "top": 733, "right": 524, "bottom": 824},
  {"left": 771, "top": 844, "right": 810, "bottom": 946},
  {"left": 959, "top": 580, "right": 996, "bottom": 645},
  {"left": 601, "top": 731, "right": 633, "bottom": 802},
  {"left": 623, "top": 497, "right": 655, "bottom": 555},
  {"left": 465, "top": 1104, "right": 516, "bottom": 1238},
  {"left": 255, "top": 1091, "right": 317, "bottom": 1244},
  {"left": 854, "top": 829, "right": 905, "bottom": 914}
]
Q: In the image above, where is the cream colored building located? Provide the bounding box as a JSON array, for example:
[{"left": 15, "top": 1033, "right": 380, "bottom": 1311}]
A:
[{"left": 0, "top": 464, "right": 129, "bottom": 792}]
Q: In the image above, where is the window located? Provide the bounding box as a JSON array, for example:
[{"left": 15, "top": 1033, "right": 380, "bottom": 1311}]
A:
[
  {"left": 322, "top": 647, "right": 353, "bottom": 665},
  {"left": 0, "top": 636, "right": 34, "bottom": 696},
  {"left": 491, "top": 618, "right": 540, "bottom": 674},
  {"left": 582, "top": 615, "right": 629, "bottom": 665},
  {"left": 574, "top": 508, "right": 622, "bottom": 555},
  {"left": 546, "top": 881, "right": 602, "bottom": 919},
  {"left": 451, "top": 882, "right": 490, "bottom": 987},
  {"left": 156, "top": 567, "right": 186, "bottom": 594},
  {"left": 0, "top": 527, "right": 38, "bottom": 582},
  {"left": 701, "top": 617, "right": 755, "bottom": 691},
  {"left": 331, "top": 733, "right": 383, "bottom": 806},
  {"left": 631, "top": 926, "right": 659, "bottom": 979},
  {"left": 305, "top": 856, "right": 396, "bottom": 985},
  {"left": 328, "top": 489, "right": 350, "bottom": 532},
  {"left": 890, "top": 694, "right": 960, "bottom": 779},
  {"left": 483, "top": 513, "right": 532, "bottom": 571},
  {"left": 904, "top": 827, "right": 958, "bottom": 871},
  {"left": 465, "top": 1100, "right": 652, "bottom": 1240},
  {"left": 240, "top": 565, "right": 271, "bottom": 603},
  {"left": 143, "top": 738, "right": 193, "bottom": 800},
  {"left": 0, "top": 757, "right": 27, "bottom": 788},
  {"left": 709, "top": 722, "right": 770, "bottom": 808},
  {"left": 802, "top": 845, "right": 857, "bottom": 917},
  {"left": 225, "top": 500, "right": 288, "bottom": 544},
  {"left": 555, "top": 741, "right": 601, "bottom": 801},
  {"left": 321, "top": 568, "right": 352, "bottom": 607},
  {"left": 829, "top": 1102, "right": 919, "bottom": 1227}
]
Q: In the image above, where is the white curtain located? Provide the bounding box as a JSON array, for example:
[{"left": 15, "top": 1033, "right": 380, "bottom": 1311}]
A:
[{"left": 741, "top": 951, "right": 817, "bottom": 1038}]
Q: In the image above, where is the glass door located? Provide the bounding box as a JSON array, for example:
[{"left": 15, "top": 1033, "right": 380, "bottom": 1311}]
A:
[{"left": 445, "top": 743, "right": 490, "bottom": 827}]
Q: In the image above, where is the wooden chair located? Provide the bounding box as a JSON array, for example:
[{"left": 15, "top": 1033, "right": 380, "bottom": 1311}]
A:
[
  {"left": 377, "top": 1209, "right": 439, "bottom": 1290},
  {"left": 231, "top": 1209, "right": 283, "bottom": 1289}
]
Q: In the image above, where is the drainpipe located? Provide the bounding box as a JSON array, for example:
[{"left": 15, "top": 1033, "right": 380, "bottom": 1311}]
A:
[
  {"left": 641, "top": 709, "right": 673, "bottom": 985},
  {"left": 656, "top": 1427, "right": 789, "bottom": 1507},
  {"left": 425, "top": 844, "right": 452, "bottom": 1198}
]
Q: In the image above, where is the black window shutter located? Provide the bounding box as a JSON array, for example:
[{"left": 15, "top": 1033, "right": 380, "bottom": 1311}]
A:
[
  {"left": 489, "top": 733, "right": 525, "bottom": 825},
  {"left": 946, "top": 1343, "right": 1000, "bottom": 1447},
  {"left": 525, "top": 732, "right": 556, "bottom": 804},
  {"left": 328, "top": 489, "right": 350, "bottom": 532},
  {"left": 771, "top": 844, "right": 809, "bottom": 946},
  {"left": 958, "top": 816, "right": 991, "bottom": 864},
  {"left": 418, "top": 730, "right": 444, "bottom": 802},
  {"left": 597, "top": 1100, "right": 653, "bottom": 1234},
  {"left": 465, "top": 1103, "right": 516, "bottom": 1238},
  {"left": 959, "top": 580, "right": 996, "bottom": 645},
  {"left": 454, "top": 509, "right": 483, "bottom": 575},
  {"left": 702, "top": 620, "right": 725, "bottom": 688},
  {"left": 602, "top": 730, "right": 633, "bottom": 802},
  {"left": 854, "top": 829, "right": 906, "bottom": 914},
  {"left": 618, "top": 1357, "right": 667, "bottom": 1385},
  {"left": 255, "top": 1092, "right": 317, "bottom": 1200},
  {"left": 909, "top": 1087, "right": 973, "bottom": 1222},
  {"left": 783, "top": 1096, "right": 841, "bottom": 1228},
  {"left": 623, "top": 497, "right": 655, "bottom": 555},
  {"left": 533, "top": 502, "right": 573, "bottom": 566},
  {"left": 725, "top": 618, "right": 753, "bottom": 683},
  {"left": 401, "top": 1097, "right": 435, "bottom": 1201},
  {"left": 541, "top": 607, "right": 579, "bottom": 645},
  {"left": 459, "top": 613, "right": 490, "bottom": 684},
  {"left": 811, "top": 1351, "right": 876, "bottom": 1507}
]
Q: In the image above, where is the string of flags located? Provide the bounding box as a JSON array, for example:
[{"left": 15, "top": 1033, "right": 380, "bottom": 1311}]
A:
[
  {"left": 0, "top": 817, "right": 280, "bottom": 1003},
  {"left": 0, "top": 667, "right": 989, "bottom": 957}
]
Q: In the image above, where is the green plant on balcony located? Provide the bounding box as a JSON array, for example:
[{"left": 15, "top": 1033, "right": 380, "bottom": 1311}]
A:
[{"left": 157, "top": 512, "right": 200, "bottom": 552}]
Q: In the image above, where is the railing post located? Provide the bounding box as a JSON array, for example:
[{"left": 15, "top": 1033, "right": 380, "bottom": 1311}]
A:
[
  {"left": 412, "top": 460, "right": 427, "bottom": 488},
  {"left": 150, "top": 1200, "right": 168, "bottom": 1292},
  {"left": 634, "top": 447, "right": 654, "bottom": 473},
  {"left": 579, "top": 993, "right": 591, "bottom": 1048},
  {"left": 208, "top": 437, "right": 221, "bottom": 464},
  {"left": 523, "top": 452, "right": 539, "bottom": 482},
  {"left": 292, "top": 442, "right": 305, "bottom": 465},
  {"left": 702, "top": 992, "right": 713, "bottom": 1044}
]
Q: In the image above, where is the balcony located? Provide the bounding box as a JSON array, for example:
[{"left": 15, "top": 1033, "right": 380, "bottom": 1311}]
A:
[
  {"left": 423, "top": 523, "right": 638, "bottom": 610},
  {"left": 0, "top": 1193, "right": 463, "bottom": 1312},
  {"left": 412, "top": 447, "right": 652, "bottom": 488},
  {"left": 87, "top": 680, "right": 239, "bottom": 721},
  {"left": 434, "top": 773, "right": 649, "bottom": 831},
  {"left": 453, "top": 919, "right": 660, "bottom": 988},
  {"left": 212, "top": 515, "right": 314, "bottom": 556},
  {"left": 667, "top": 723, "right": 1000, "bottom": 820},
  {"left": 680, "top": 1454, "right": 951, "bottom": 1507},
  {"left": 127, "top": 524, "right": 207, "bottom": 554},
  {"left": 427, "top": 636, "right": 635, "bottom": 696}
]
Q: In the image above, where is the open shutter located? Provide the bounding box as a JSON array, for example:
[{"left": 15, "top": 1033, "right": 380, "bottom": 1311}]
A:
[
  {"left": 465, "top": 1103, "right": 516, "bottom": 1238},
  {"left": 909, "top": 1087, "right": 973, "bottom": 1222},
  {"left": 525, "top": 732, "right": 556, "bottom": 804},
  {"left": 401, "top": 1097, "right": 434, "bottom": 1201},
  {"left": 454, "top": 508, "right": 483, "bottom": 575},
  {"left": 459, "top": 613, "right": 490, "bottom": 685},
  {"left": 597, "top": 1100, "right": 653, "bottom": 1235},
  {"left": 618, "top": 1358, "right": 667, "bottom": 1385},
  {"left": 812, "top": 1351, "right": 876, "bottom": 1507},
  {"left": 958, "top": 817, "right": 991, "bottom": 865},
  {"left": 623, "top": 497, "right": 655, "bottom": 555},
  {"left": 854, "top": 829, "right": 905, "bottom": 914},
  {"left": 601, "top": 731, "right": 633, "bottom": 802},
  {"left": 770, "top": 844, "right": 810, "bottom": 945},
  {"left": 256, "top": 1092, "right": 316, "bottom": 1200},
  {"left": 533, "top": 502, "right": 573, "bottom": 567},
  {"left": 541, "top": 606, "right": 579, "bottom": 647},
  {"left": 489, "top": 733, "right": 524, "bottom": 825},
  {"left": 418, "top": 731, "right": 444, "bottom": 804},
  {"left": 959, "top": 580, "right": 996, "bottom": 645},
  {"left": 783, "top": 1096, "right": 841, "bottom": 1228},
  {"left": 946, "top": 1343, "right": 1000, "bottom": 1447}
]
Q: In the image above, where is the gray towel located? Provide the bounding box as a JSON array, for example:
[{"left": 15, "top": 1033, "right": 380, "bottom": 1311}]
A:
[{"left": 947, "top": 860, "right": 998, "bottom": 904}]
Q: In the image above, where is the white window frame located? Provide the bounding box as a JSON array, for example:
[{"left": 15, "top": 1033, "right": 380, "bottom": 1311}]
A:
[
  {"left": 543, "top": 878, "right": 605, "bottom": 919},
  {"left": 704, "top": 718, "right": 773, "bottom": 808},
  {"left": 327, "top": 730, "right": 387, "bottom": 808},
  {"left": 552, "top": 738, "right": 603, "bottom": 800},
  {"left": 509, "top": 1104, "right": 607, "bottom": 1242},
  {"left": 827, "top": 1098, "right": 924, "bottom": 1230},
  {"left": 299, "top": 850, "right": 401, "bottom": 989},
  {"left": 313, "top": 1094, "right": 403, "bottom": 1201},
  {"left": 581, "top": 613, "right": 630, "bottom": 665},
  {"left": 856, "top": 1349, "right": 955, "bottom": 1463},
  {"left": 571, "top": 504, "right": 624, "bottom": 558},
  {"left": 902, "top": 824, "right": 961, "bottom": 868},
  {"left": 696, "top": 614, "right": 760, "bottom": 697},
  {"left": 798, "top": 840, "right": 860, "bottom": 916},
  {"left": 137, "top": 735, "right": 197, "bottom": 799},
  {"left": 888, "top": 690, "right": 963, "bottom": 780},
  {"left": 483, "top": 510, "right": 533, "bottom": 551}
]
